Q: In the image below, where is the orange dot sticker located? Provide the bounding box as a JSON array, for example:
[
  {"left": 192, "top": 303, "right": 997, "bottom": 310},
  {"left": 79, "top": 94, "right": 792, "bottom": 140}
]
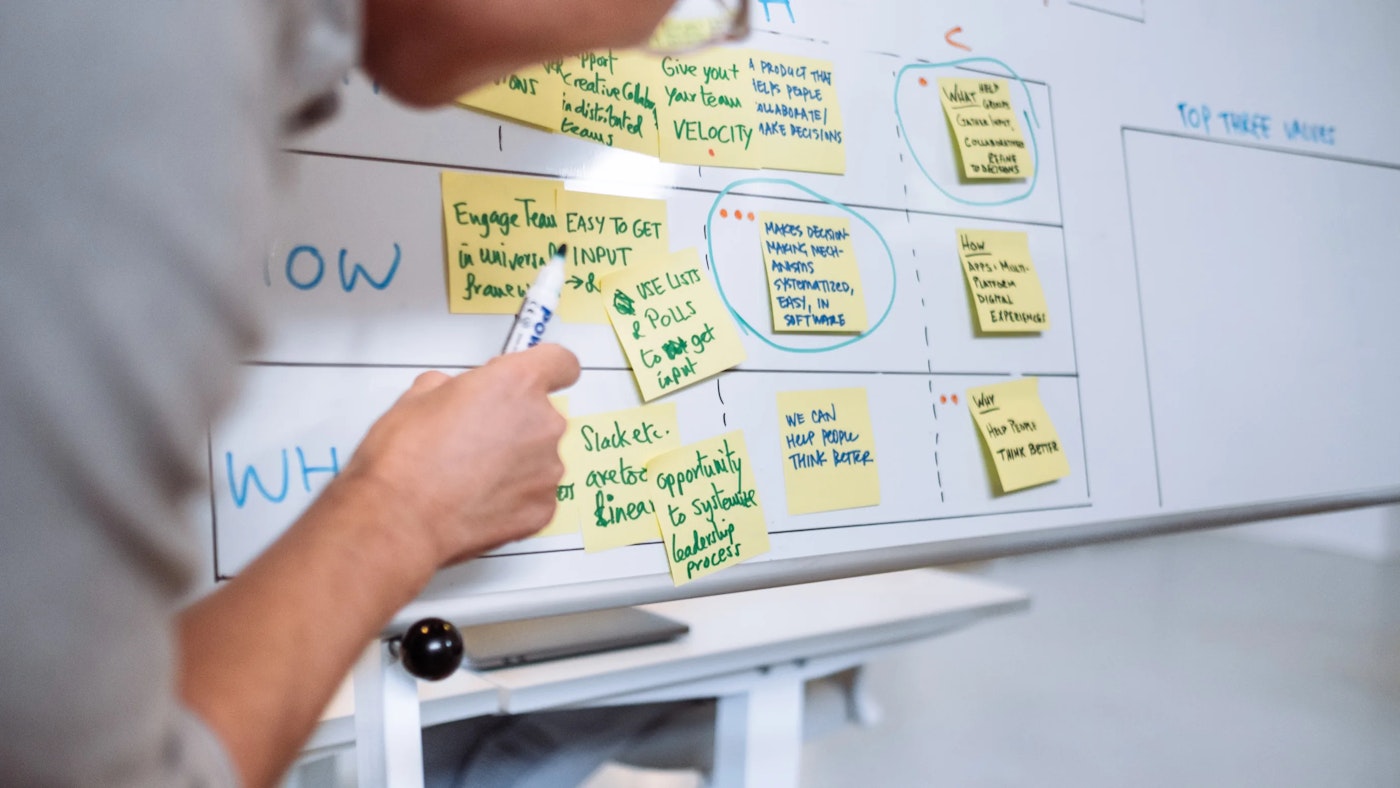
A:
[
  {"left": 746, "top": 212, "right": 755, "bottom": 221},
  {"left": 719, "top": 209, "right": 729, "bottom": 218},
  {"left": 940, "top": 395, "right": 947, "bottom": 404},
  {"left": 918, "top": 77, "right": 928, "bottom": 87},
  {"left": 951, "top": 394, "right": 959, "bottom": 405},
  {"left": 708, "top": 148, "right": 716, "bottom": 157}
]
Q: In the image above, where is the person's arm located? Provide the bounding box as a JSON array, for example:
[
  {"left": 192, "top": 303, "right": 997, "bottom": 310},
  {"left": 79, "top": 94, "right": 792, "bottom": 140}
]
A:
[{"left": 178, "top": 346, "right": 579, "bottom": 788}]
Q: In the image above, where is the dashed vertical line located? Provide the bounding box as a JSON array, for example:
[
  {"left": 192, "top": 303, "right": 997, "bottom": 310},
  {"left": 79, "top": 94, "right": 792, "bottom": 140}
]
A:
[
  {"left": 716, "top": 377, "right": 728, "bottom": 431},
  {"left": 498, "top": 125, "right": 503, "bottom": 152}
]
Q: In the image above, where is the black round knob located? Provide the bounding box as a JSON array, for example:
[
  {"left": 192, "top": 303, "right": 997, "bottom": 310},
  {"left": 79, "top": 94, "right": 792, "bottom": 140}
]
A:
[{"left": 399, "top": 618, "right": 464, "bottom": 681}]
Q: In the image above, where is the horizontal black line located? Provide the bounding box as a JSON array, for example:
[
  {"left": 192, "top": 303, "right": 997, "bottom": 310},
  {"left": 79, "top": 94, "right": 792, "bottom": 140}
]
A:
[
  {"left": 1122, "top": 126, "right": 1400, "bottom": 171},
  {"left": 1066, "top": 0, "right": 1146, "bottom": 23},
  {"left": 241, "top": 361, "right": 1057, "bottom": 379}
]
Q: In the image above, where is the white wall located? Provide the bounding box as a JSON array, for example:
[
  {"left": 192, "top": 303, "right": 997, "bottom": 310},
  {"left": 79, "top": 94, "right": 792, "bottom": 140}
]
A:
[{"left": 1226, "top": 505, "right": 1400, "bottom": 562}]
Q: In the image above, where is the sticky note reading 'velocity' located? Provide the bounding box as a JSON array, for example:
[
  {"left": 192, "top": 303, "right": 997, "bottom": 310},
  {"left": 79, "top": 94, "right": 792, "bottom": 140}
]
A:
[
  {"left": 559, "top": 51, "right": 661, "bottom": 157},
  {"left": 647, "top": 431, "right": 770, "bottom": 586},
  {"left": 759, "top": 212, "right": 867, "bottom": 333},
  {"left": 559, "top": 191, "right": 670, "bottom": 324},
  {"left": 967, "top": 378, "right": 1069, "bottom": 493},
  {"left": 602, "top": 248, "right": 748, "bottom": 401},
  {"left": 571, "top": 403, "right": 682, "bottom": 552},
  {"left": 656, "top": 50, "right": 761, "bottom": 168},
  {"left": 776, "top": 388, "right": 880, "bottom": 515},
  {"left": 937, "top": 77, "right": 1033, "bottom": 180},
  {"left": 749, "top": 53, "right": 845, "bottom": 174},
  {"left": 457, "top": 62, "right": 563, "bottom": 130},
  {"left": 956, "top": 229, "right": 1049, "bottom": 332},
  {"left": 441, "top": 172, "right": 562, "bottom": 314}
]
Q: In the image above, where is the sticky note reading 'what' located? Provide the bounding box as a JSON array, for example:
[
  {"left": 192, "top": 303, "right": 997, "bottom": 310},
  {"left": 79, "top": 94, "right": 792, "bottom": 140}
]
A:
[
  {"left": 572, "top": 403, "right": 682, "bottom": 552},
  {"left": 602, "top": 249, "right": 748, "bottom": 401},
  {"left": 957, "top": 229, "right": 1049, "bottom": 332},
  {"left": 760, "top": 212, "right": 867, "bottom": 333},
  {"left": 749, "top": 53, "right": 845, "bottom": 174},
  {"left": 938, "top": 78, "right": 1033, "bottom": 180},
  {"left": 647, "top": 431, "right": 770, "bottom": 586},
  {"left": 457, "top": 62, "right": 563, "bottom": 130},
  {"left": 560, "top": 51, "right": 662, "bottom": 157},
  {"left": 967, "top": 378, "right": 1069, "bottom": 493},
  {"left": 656, "top": 50, "right": 761, "bottom": 168},
  {"left": 441, "top": 172, "right": 562, "bottom": 314},
  {"left": 777, "top": 388, "right": 880, "bottom": 515},
  {"left": 559, "top": 191, "right": 670, "bottom": 324}
]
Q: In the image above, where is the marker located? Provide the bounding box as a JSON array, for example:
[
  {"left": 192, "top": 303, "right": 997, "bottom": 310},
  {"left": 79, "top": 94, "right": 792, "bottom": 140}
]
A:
[{"left": 501, "top": 245, "right": 566, "bottom": 354}]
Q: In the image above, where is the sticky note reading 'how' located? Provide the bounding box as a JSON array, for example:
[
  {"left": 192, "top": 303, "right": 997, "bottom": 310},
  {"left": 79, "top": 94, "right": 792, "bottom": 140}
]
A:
[
  {"left": 559, "top": 191, "right": 670, "bottom": 324},
  {"left": 760, "top": 212, "right": 867, "bottom": 333},
  {"left": 441, "top": 171, "right": 562, "bottom": 314},
  {"left": 956, "top": 229, "right": 1049, "bottom": 332},
  {"left": 967, "top": 378, "right": 1069, "bottom": 494},
  {"left": 776, "top": 388, "right": 880, "bottom": 515},
  {"left": 602, "top": 249, "right": 747, "bottom": 402},
  {"left": 647, "top": 431, "right": 770, "bottom": 586},
  {"left": 572, "top": 403, "right": 682, "bottom": 552},
  {"left": 938, "top": 77, "right": 1032, "bottom": 180}
]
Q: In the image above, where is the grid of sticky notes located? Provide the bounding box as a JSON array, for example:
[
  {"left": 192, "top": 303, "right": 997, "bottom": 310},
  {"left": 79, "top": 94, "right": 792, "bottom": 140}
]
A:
[
  {"left": 956, "top": 229, "right": 1049, "bottom": 332},
  {"left": 967, "top": 378, "right": 1069, "bottom": 494},
  {"left": 602, "top": 248, "right": 748, "bottom": 401},
  {"left": 777, "top": 388, "right": 880, "bottom": 515},
  {"left": 760, "top": 212, "right": 867, "bottom": 333},
  {"left": 456, "top": 50, "right": 845, "bottom": 174},
  {"left": 441, "top": 172, "right": 669, "bottom": 318},
  {"left": 937, "top": 78, "right": 1033, "bottom": 180}
]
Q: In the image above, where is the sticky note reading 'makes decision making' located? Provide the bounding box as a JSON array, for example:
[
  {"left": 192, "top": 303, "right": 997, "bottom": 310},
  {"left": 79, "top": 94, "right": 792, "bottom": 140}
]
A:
[
  {"left": 938, "top": 77, "right": 1033, "bottom": 180},
  {"left": 441, "top": 171, "right": 562, "bottom": 314},
  {"left": 956, "top": 229, "right": 1049, "bottom": 332},
  {"left": 760, "top": 212, "right": 867, "bottom": 333},
  {"left": 777, "top": 388, "right": 879, "bottom": 515},
  {"left": 558, "top": 190, "right": 670, "bottom": 324},
  {"left": 602, "top": 249, "right": 748, "bottom": 402},
  {"left": 967, "top": 378, "right": 1069, "bottom": 494},
  {"left": 570, "top": 403, "right": 682, "bottom": 552},
  {"left": 647, "top": 431, "right": 770, "bottom": 586}
]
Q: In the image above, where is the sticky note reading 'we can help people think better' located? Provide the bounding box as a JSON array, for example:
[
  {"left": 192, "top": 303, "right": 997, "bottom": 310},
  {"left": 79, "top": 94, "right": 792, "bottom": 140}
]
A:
[
  {"left": 956, "top": 229, "right": 1049, "bottom": 333},
  {"left": 967, "top": 378, "right": 1069, "bottom": 494},
  {"left": 558, "top": 190, "right": 669, "bottom": 324},
  {"left": 441, "top": 171, "right": 561, "bottom": 314},
  {"left": 937, "top": 77, "right": 1033, "bottom": 180},
  {"left": 777, "top": 388, "right": 880, "bottom": 515},
  {"left": 602, "top": 249, "right": 748, "bottom": 402},
  {"left": 570, "top": 403, "right": 682, "bottom": 552},
  {"left": 760, "top": 212, "right": 867, "bottom": 333},
  {"left": 647, "top": 431, "right": 770, "bottom": 586}
]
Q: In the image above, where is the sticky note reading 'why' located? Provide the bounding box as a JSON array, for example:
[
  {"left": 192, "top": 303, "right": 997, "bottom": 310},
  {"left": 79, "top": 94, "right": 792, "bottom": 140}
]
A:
[
  {"left": 647, "top": 431, "right": 770, "bottom": 586},
  {"left": 938, "top": 77, "right": 1032, "bottom": 180},
  {"left": 967, "top": 378, "right": 1069, "bottom": 493},
  {"left": 760, "top": 212, "right": 867, "bottom": 333},
  {"left": 776, "top": 388, "right": 879, "bottom": 515},
  {"left": 749, "top": 53, "right": 845, "bottom": 174},
  {"left": 559, "top": 191, "right": 670, "bottom": 324},
  {"left": 656, "top": 50, "right": 761, "bottom": 168},
  {"left": 602, "top": 249, "right": 748, "bottom": 401},
  {"left": 458, "top": 62, "right": 563, "bottom": 130},
  {"left": 441, "top": 171, "right": 562, "bottom": 314},
  {"left": 560, "top": 51, "right": 661, "bottom": 157},
  {"left": 956, "top": 229, "right": 1049, "bottom": 332},
  {"left": 572, "top": 403, "right": 682, "bottom": 552}
]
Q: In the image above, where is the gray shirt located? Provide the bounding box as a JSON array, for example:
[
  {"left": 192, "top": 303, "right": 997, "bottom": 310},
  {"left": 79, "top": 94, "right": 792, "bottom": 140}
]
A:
[{"left": 0, "top": 1, "right": 357, "bottom": 783}]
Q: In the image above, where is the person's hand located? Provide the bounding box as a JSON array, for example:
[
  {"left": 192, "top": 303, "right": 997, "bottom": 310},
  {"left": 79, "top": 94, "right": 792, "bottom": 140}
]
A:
[
  {"left": 363, "top": 0, "right": 678, "bottom": 106},
  {"left": 341, "top": 344, "right": 580, "bottom": 569}
]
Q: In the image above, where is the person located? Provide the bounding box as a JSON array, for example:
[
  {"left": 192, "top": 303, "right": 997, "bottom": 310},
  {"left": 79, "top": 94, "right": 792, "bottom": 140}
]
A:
[{"left": 0, "top": 1, "right": 675, "bottom": 785}]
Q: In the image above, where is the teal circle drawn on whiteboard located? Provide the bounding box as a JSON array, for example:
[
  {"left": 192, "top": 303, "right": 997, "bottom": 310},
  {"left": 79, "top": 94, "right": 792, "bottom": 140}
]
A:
[
  {"left": 706, "top": 178, "right": 897, "bottom": 354},
  {"left": 894, "top": 57, "right": 1042, "bottom": 207}
]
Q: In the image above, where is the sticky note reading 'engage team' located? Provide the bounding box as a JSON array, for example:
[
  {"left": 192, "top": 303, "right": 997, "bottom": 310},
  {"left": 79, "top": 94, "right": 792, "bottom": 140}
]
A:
[
  {"left": 776, "top": 388, "right": 880, "bottom": 515},
  {"left": 956, "top": 229, "right": 1049, "bottom": 332},
  {"left": 457, "top": 62, "right": 563, "bottom": 130},
  {"left": 749, "top": 53, "right": 845, "bottom": 174},
  {"left": 656, "top": 50, "right": 761, "bottom": 168},
  {"left": 441, "top": 171, "right": 562, "bottom": 314},
  {"left": 572, "top": 403, "right": 682, "bottom": 552},
  {"left": 560, "top": 51, "right": 661, "bottom": 157},
  {"left": 602, "top": 249, "right": 748, "bottom": 401},
  {"left": 559, "top": 191, "right": 670, "bottom": 323},
  {"left": 647, "top": 431, "right": 770, "bottom": 586},
  {"left": 760, "top": 212, "right": 867, "bottom": 333},
  {"left": 938, "top": 77, "right": 1033, "bottom": 180},
  {"left": 967, "top": 378, "right": 1069, "bottom": 493}
]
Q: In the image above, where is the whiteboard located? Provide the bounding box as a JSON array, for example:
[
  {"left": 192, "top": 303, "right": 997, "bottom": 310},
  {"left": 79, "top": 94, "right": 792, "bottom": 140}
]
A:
[{"left": 199, "top": 0, "right": 1400, "bottom": 629}]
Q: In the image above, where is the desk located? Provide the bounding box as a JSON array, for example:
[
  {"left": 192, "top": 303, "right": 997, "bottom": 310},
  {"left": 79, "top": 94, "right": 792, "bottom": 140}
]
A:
[{"left": 302, "top": 569, "right": 1029, "bottom": 787}]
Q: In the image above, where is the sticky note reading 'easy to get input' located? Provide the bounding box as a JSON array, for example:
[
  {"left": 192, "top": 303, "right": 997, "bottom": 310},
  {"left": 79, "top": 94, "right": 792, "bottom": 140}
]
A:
[
  {"left": 967, "top": 377, "right": 1069, "bottom": 494},
  {"left": 956, "top": 229, "right": 1049, "bottom": 332},
  {"left": 776, "top": 388, "right": 880, "bottom": 515},
  {"left": 760, "top": 212, "right": 867, "bottom": 333},
  {"left": 559, "top": 190, "right": 670, "bottom": 324},
  {"left": 938, "top": 77, "right": 1033, "bottom": 180},
  {"left": 571, "top": 403, "right": 682, "bottom": 552},
  {"left": 441, "top": 171, "right": 562, "bottom": 314}
]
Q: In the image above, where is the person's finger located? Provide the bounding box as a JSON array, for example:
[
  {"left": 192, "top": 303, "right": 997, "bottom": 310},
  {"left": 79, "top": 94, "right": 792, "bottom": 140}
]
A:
[
  {"left": 512, "top": 344, "right": 582, "bottom": 393},
  {"left": 410, "top": 370, "right": 452, "bottom": 394}
]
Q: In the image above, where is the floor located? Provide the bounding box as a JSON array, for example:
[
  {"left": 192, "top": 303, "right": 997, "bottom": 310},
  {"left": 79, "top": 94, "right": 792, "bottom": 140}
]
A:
[{"left": 585, "top": 529, "right": 1400, "bottom": 787}]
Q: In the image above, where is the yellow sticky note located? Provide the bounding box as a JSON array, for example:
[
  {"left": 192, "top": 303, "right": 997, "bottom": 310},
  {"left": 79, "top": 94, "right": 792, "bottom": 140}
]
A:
[
  {"left": 655, "top": 50, "right": 761, "bottom": 168},
  {"left": 967, "top": 378, "right": 1069, "bottom": 494},
  {"left": 647, "top": 430, "right": 770, "bottom": 586},
  {"left": 457, "top": 62, "right": 563, "bottom": 130},
  {"left": 559, "top": 191, "right": 670, "bottom": 324},
  {"left": 776, "top": 388, "right": 879, "bottom": 515},
  {"left": 535, "top": 396, "right": 581, "bottom": 538},
  {"left": 937, "top": 78, "right": 1033, "bottom": 180},
  {"left": 602, "top": 249, "right": 748, "bottom": 401},
  {"left": 441, "top": 171, "right": 563, "bottom": 314},
  {"left": 749, "top": 53, "right": 845, "bottom": 174},
  {"left": 574, "top": 403, "right": 682, "bottom": 552},
  {"left": 957, "top": 229, "right": 1049, "bottom": 333},
  {"left": 558, "top": 51, "right": 661, "bottom": 157},
  {"left": 759, "top": 212, "right": 867, "bottom": 333}
]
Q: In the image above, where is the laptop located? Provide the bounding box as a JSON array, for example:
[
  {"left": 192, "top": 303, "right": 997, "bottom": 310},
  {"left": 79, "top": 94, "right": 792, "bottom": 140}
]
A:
[{"left": 459, "top": 607, "right": 690, "bottom": 670}]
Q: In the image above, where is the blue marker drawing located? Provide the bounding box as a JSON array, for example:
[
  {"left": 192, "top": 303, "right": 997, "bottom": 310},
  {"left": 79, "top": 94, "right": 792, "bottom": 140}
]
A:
[
  {"left": 706, "top": 178, "right": 895, "bottom": 354},
  {"left": 894, "top": 58, "right": 1042, "bottom": 207},
  {"left": 759, "top": 0, "right": 796, "bottom": 23}
]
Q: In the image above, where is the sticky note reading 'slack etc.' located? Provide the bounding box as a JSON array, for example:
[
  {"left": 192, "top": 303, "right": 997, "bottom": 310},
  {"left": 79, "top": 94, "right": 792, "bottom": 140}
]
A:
[
  {"left": 572, "top": 403, "right": 683, "bottom": 552},
  {"left": 967, "top": 377, "right": 1069, "bottom": 493}
]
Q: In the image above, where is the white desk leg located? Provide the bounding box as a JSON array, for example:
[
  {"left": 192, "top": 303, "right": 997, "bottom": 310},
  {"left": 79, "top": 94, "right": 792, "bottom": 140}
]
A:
[
  {"left": 711, "top": 666, "right": 805, "bottom": 788},
  {"left": 352, "top": 641, "right": 424, "bottom": 788}
]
